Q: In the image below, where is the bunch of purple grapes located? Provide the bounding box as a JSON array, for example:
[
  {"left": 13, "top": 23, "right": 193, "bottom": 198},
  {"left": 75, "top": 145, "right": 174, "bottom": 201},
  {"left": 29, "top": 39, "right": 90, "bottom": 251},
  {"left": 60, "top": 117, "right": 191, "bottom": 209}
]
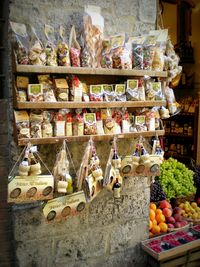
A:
[{"left": 150, "top": 179, "right": 166, "bottom": 203}]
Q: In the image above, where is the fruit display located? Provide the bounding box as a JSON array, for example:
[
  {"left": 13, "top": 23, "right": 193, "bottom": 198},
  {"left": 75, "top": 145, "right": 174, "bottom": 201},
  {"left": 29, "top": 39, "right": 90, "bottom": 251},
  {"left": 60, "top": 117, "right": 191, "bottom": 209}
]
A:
[
  {"left": 150, "top": 179, "right": 166, "bottom": 203},
  {"left": 157, "top": 158, "right": 196, "bottom": 200},
  {"left": 178, "top": 201, "right": 200, "bottom": 221},
  {"left": 144, "top": 228, "right": 200, "bottom": 255},
  {"left": 149, "top": 200, "right": 189, "bottom": 237}
]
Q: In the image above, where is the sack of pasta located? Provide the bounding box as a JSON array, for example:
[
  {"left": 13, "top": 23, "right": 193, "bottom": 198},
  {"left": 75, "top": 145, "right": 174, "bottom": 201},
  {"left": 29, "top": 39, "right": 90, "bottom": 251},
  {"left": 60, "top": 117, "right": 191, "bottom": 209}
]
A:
[
  {"left": 69, "top": 25, "right": 81, "bottom": 67},
  {"left": 10, "top": 21, "right": 29, "bottom": 65},
  {"left": 130, "top": 36, "right": 145, "bottom": 70},
  {"left": 83, "top": 5, "right": 104, "bottom": 68},
  {"left": 57, "top": 25, "right": 70, "bottom": 67},
  {"left": 44, "top": 24, "right": 57, "bottom": 66},
  {"left": 28, "top": 25, "right": 46, "bottom": 65},
  {"left": 111, "top": 34, "right": 126, "bottom": 69},
  {"left": 143, "top": 35, "right": 157, "bottom": 70}
]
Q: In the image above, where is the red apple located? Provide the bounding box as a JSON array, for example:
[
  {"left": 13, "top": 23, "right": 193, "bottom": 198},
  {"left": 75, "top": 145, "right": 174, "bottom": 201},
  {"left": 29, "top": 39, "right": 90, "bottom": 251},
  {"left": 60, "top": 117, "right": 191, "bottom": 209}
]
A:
[
  {"left": 163, "top": 208, "right": 172, "bottom": 218},
  {"left": 167, "top": 216, "right": 176, "bottom": 224},
  {"left": 174, "top": 222, "right": 182, "bottom": 228},
  {"left": 167, "top": 223, "right": 175, "bottom": 228},
  {"left": 179, "top": 221, "right": 187, "bottom": 227},
  {"left": 173, "top": 207, "right": 182, "bottom": 215},
  {"left": 174, "top": 214, "right": 182, "bottom": 222},
  {"left": 159, "top": 200, "right": 172, "bottom": 209}
]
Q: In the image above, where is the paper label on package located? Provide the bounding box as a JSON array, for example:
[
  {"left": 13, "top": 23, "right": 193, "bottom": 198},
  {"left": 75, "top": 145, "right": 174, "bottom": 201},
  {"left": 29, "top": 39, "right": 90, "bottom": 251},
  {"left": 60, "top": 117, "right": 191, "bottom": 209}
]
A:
[
  {"left": 55, "top": 79, "right": 68, "bottom": 89},
  {"left": 74, "top": 88, "right": 82, "bottom": 102},
  {"left": 14, "top": 110, "right": 29, "bottom": 122},
  {"left": 115, "top": 84, "right": 125, "bottom": 95},
  {"left": 16, "top": 76, "right": 29, "bottom": 89},
  {"left": 151, "top": 82, "right": 161, "bottom": 92},
  {"left": 59, "top": 92, "right": 68, "bottom": 100},
  {"left": 127, "top": 80, "right": 138, "bottom": 90},
  {"left": 84, "top": 113, "right": 96, "bottom": 125},
  {"left": 135, "top": 116, "right": 146, "bottom": 126},
  {"left": 28, "top": 84, "right": 43, "bottom": 96},
  {"left": 90, "top": 85, "right": 102, "bottom": 96},
  {"left": 102, "top": 84, "right": 113, "bottom": 94},
  {"left": 66, "top": 122, "right": 72, "bottom": 136},
  {"left": 55, "top": 121, "right": 65, "bottom": 136},
  {"left": 78, "top": 123, "right": 84, "bottom": 136}
]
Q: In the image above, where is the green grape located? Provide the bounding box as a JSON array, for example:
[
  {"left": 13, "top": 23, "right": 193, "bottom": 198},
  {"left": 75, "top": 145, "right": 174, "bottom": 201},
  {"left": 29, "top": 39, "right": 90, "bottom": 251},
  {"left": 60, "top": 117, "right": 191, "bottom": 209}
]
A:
[{"left": 158, "top": 157, "right": 196, "bottom": 200}]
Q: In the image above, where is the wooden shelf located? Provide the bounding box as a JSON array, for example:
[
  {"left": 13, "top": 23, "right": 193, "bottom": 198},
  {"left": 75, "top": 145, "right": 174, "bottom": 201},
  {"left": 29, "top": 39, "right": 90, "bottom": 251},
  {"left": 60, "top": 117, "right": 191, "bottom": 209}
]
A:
[
  {"left": 17, "top": 130, "right": 165, "bottom": 146},
  {"left": 15, "top": 64, "right": 168, "bottom": 77},
  {"left": 165, "top": 133, "right": 193, "bottom": 139},
  {"left": 14, "top": 100, "right": 167, "bottom": 109}
]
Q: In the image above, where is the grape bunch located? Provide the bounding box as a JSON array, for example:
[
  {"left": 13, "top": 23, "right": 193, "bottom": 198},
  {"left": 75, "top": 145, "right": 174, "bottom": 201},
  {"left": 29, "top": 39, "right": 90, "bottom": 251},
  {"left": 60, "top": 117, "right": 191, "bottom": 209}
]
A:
[
  {"left": 158, "top": 158, "right": 196, "bottom": 200},
  {"left": 150, "top": 179, "right": 166, "bottom": 203}
]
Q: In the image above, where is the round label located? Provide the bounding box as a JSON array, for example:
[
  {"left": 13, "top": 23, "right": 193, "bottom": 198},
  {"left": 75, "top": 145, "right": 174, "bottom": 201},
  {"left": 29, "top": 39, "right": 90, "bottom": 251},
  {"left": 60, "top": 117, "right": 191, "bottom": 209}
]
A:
[
  {"left": 20, "top": 128, "right": 29, "bottom": 135},
  {"left": 59, "top": 92, "right": 68, "bottom": 100}
]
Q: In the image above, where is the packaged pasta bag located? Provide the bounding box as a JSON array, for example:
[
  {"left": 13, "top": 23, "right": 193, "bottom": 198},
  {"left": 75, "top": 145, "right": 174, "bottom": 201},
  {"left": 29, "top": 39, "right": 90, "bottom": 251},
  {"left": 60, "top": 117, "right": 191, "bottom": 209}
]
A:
[
  {"left": 102, "top": 84, "right": 115, "bottom": 102},
  {"left": 69, "top": 76, "right": 83, "bottom": 102},
  {"left": 38, "top": 75, "right": 57, "bottom": 102},
  {"left": 73, "top": 109, "right": 84, "bottom": 136},
  {"left": 101, "top": 39, "right": 112, "bottom": 69},
  {"left": 28, "top": 25, "right": 46, "bottom": 65},
  {"left": 44, "top": 24, "right": 57, "bottom": 66},
  {"left": 30, "top": 110, "right": 43, "bottom": 138},
  {"left": 143, "top": 35, "right": 157, "bottom": 70},
  {"left": 115, "top": 84, "right": 126, "bottom": 101},
  {"left": 69, "top": 25, "right": 81, "bottom": 67},
  {"left": 146, "top": 81, "right": 163, "bottom": 101},
  {"left": 126, "top": 79, "right": 139, "bottom": 101},
  {"left": 42, "top": 110, "right": 53, "bottom": 138},
  {"left": 10, "top": 21, "right": 29, "bottom": 65},
  {"left": 89, "top": 85, "right": 103, "bottom": 102},
  {"left": 80, "top": 35, "right": 91, "bottom": 67},
  {"left": 164, "top": 85, "right": 181, "bottom": 115},
  {"left": 130, "top": 36, "right": 145, "bottom": 70},
  {"left": 84, "top": 112, "right": 97, "bottom": 135},
  {"left": 57, "top": 25, "right": 71, "bottom": 67},
  {"left": 111, "top": 33, "right": 125, "bottom": 69},
  {"left": 83, "top": 5, "right": 104, "bottom": 68}
]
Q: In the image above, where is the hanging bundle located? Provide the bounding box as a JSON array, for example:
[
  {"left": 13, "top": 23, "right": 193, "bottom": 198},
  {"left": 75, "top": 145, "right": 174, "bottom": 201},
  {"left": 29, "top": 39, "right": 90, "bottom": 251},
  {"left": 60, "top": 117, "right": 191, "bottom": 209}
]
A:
[{"left": 8, "top": 143, "right": 54, "bottom": 203}]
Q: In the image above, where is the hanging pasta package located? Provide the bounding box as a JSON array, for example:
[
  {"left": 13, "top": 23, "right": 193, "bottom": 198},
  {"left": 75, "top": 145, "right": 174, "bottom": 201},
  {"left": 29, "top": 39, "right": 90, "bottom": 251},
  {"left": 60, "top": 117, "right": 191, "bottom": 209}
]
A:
[
  {"left": 57, "top": 25, "right": 71, "bottom": 67},
  {"left": 44, "top": 24, "right": 57, "bottom": 66},
  {"left": 10, "top": 21, "right": 29, "bottom": 65},
  {"left": 69, "top": 25, "right": 81, "bottom": 67},
  {"left": 83, "top": 5, "right": 104, "bottom": 68},
  {"left": 164, "top": 85, "right": 181, "bottom": 115},
  {"left": 28, "top": 25, "right": 46, "bottom": 65}
]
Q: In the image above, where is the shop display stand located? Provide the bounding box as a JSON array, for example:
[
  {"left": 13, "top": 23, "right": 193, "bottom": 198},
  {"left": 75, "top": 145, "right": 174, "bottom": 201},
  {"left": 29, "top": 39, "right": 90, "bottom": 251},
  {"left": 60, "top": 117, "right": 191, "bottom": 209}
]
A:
[{"left": 13, "top": 60, "right": 168, "bottom": 146}]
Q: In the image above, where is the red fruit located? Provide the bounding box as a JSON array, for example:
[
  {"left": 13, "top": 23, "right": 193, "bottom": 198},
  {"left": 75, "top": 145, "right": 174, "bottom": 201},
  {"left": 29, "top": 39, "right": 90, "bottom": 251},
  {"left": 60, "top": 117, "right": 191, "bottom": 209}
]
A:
[
  {"left": 174, "top": 214, "right": 182, "bottom": 222},
  {"left": 179, "top": 221, "right": 187, "bottom": 227},
  {"left": 174, "top": 222, "right": 182, "bottom": 228},
  {"left": 167, "top": 216, "right": 176, "bottom": 224},
  {"left": 167, "top": 223, "right": 175, "bottom": 228},
  {"left": 163, "top": 208, "right": 172, "bottom": 218},
  {"left": 159, "top": 200, "right": 171, "bottom": 209},
  {"left": 173, "top": 207, "right": 182, "bottom": 215}
]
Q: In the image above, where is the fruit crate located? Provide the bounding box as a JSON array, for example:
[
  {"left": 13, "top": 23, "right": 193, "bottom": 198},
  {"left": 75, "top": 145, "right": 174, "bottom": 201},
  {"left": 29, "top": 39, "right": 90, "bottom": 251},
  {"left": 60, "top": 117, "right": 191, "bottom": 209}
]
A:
[{"left": 142, "top": 226, "right": 200, "bottom": 262}]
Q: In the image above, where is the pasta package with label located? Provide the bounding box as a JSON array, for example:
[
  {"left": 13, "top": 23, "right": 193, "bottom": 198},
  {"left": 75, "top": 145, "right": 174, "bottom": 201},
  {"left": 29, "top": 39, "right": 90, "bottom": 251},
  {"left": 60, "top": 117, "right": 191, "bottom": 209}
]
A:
[
  {"left": 28, "top": 84, "right": 44, "bottom": 102},
  {"left": 54, "top": 78, "right": 69, "bottom": 102},
  {"left": 14, "top": 110, "right": 30, "bottom": 139}
]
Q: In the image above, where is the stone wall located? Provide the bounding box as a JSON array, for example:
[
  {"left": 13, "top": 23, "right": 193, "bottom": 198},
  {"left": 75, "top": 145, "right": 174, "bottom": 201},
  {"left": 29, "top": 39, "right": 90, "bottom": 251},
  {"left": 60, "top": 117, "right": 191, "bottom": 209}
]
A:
[{"left": 9, "top": 0, "right": 157, "bottom": 266}]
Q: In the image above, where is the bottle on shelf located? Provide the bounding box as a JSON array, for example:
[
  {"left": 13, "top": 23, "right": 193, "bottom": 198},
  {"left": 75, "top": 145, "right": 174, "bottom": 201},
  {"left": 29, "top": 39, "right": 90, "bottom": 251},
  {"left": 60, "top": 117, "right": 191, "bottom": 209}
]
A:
[{"left": 113, "top": 175, "right": 121, "bottom": 199}]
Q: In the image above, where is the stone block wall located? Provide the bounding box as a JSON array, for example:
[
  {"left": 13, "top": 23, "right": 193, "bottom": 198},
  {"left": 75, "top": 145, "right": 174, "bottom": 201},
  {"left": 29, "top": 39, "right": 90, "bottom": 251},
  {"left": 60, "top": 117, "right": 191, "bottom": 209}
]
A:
[{"left": 9, "top": 0, "right": 157, "bottom": 266}]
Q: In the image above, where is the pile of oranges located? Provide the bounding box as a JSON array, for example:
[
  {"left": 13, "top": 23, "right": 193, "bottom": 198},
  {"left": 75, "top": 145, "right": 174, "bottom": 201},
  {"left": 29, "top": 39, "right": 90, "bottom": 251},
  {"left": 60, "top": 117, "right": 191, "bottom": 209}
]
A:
[{"left": 149, "top": 202, "right": 168, "bottom": 237}]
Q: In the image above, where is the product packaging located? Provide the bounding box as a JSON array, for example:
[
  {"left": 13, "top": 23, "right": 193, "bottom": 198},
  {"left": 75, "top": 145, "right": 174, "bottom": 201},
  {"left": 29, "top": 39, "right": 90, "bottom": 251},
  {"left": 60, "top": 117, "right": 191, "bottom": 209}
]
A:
[
  {"left": 65, "top": 110, "right": 73, "bottom": 136},
  {"left": 84, "top": 113, "right": 97, "bottom": 135},
  {"left": 69, "top": 25, "right": 81, "bottom": 67},
  {"left": 146, "top": 81, "right": 163, "bottom": 101},
  {"left": 57, "top": 25, "right": 71, "bottom": 67},
  {"left": 102, "top": 84, "right": 115, "bottom": 102},
  {"left": 37, "top": 75, "right": 57, "bottom": 102},
  {"left": 111, "top": 34, "right": 126, "bottom": 69},
  {"left": 42, "top": 111, "right": 53, "bottom": 138},
  {"left": 80, "top": 35, "right": 91, "bottom": 67},
  {"left": 73, "top": 109, "right": 84, "bottom": 136},
  {"left": 28, "top": 84, "right": 44, "bottom": 102},
  {"left": 89, "top": 85, "right": 103, "bottom": 101},
  {"left": 126, "top": 79, "right": 139, "bottom": 101},
  {"left": 30, "top": 110, "right": 43, "bottom": 138},
  {"left": 96, "top": 111, "right": 104, "bottom": 135},
  {"left": 103, "top": 109, "right": 116, "bottom": 134},
  {"left": 130, "top": 36, "right": 145, "bottom": 70},
  {"left": 54, "top": 78, "right": 69, "bottom": 101},
  {"left": 143, "top": 35, "right": 157, "bottom": 70},
  {"left": 100, "top": 39, "right": 112, "bottom": 68},
  {"left": 115, "top": 84, "right": 126, "bottom": 101},
  {"left": 28, "top": 25, "right": 46, "bottom": 65},
  {"left": 44, "top": 24, "right": 57, "bottom": 66},
  {"left": 10, "top": 21, "right": 29, "bottom": 65},
  {"left": 54, "top": 111, "right": 65, "bottom": 137},
  {"left": 16, "top": 76, "right": 29, "bottom": 102},
  {"left": 14, "top": 110, "right": 30, "bottom": 139},
  {"left": 69, "top": 76, "right": 83, "bottom": 102},
  {"left": 83, "top": 5, "right": 104, "bottom": 68}
]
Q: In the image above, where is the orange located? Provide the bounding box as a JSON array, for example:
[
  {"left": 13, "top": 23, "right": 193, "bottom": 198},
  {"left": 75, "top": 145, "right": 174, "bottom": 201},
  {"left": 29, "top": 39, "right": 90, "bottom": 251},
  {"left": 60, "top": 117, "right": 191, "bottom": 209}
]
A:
[
  {"left": 151, "top": 225, "right": 160, "bottom": 235},
  {"left": 150, "top": 209, "right": 156, "bottom": 221},
  {"left": 150, "top": 202, "right": 157, "bottom": 211},
  {"left": 152, "top": 219, "right": 157, "bottom": 225},
  {"left": 149, "top": 232, "right": 154, "bottom": 238},
  {"left": 159, "top": 222, "right": 168, "bottom": 233},
  {"left": 156, "top": 214, "right": 166, "bottom": 223},
  {"left": 156, "top": 209, "right": 163, "bottom": 215},
  {"left": 179, "top": 203, "right": 184, "bottom": 209},
  {"left": 149, "top": 220, "right": 153, "bottom": 230}
]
